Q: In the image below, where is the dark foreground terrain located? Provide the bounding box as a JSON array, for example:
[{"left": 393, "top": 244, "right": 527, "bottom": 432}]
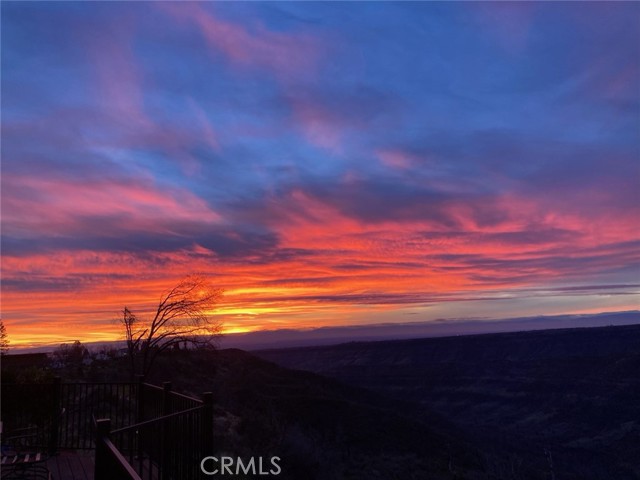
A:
[
  {"left": 4, "top": 323, "right": 638, "bottom": 479},
  {"left": 3, "top": 346, "right": 488, "bottom": 478},
  {"left": 256, "top": 323, "right": 640, "bottom": 480},
  {"left": 150, "top": 348, "right": 487, "bottom": 479}
]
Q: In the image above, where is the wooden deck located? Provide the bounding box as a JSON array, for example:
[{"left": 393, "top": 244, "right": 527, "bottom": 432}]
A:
[{"left": 46, "top": 450, "right": 94, "bottom": 480}]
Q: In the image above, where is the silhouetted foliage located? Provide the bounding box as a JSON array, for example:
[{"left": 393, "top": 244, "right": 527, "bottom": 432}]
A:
[
  {"left": 52, "top": 340, "right": 89, "bottom": 378},
  {"left": 120, "top": 275, "right": 223, "bottom": 378},
  {"left": 0, "top": 320, "right": 9, "bottom": 355}
]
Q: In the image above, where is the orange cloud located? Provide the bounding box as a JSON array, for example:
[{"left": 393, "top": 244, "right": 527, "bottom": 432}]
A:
[{"left": 3, "top": 182, "right": 638, "bottom": 347}]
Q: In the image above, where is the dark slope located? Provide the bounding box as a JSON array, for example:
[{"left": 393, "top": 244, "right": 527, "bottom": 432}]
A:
[
  {"left": 149, "top": 348, "right": 489, "bottom": 480},
  {"left": 255, "top": 324, "right": 640, "bottom": 480}
]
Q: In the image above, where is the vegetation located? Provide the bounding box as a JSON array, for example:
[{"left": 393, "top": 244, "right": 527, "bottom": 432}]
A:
[
  {"left": 119, "top": 275, "right": 223, "bottom": 378},
  {"left": 52, "top": 340, "right": 90, "bottom": 378},
  {"left": 147, "top": 348, "right": 485, "bottom": 480},
  {"left": 0, "top": 320, "right": 9, "bottom": 355},
  {"left": 257, "top": 324, "right": 640, "bottom": 479}
]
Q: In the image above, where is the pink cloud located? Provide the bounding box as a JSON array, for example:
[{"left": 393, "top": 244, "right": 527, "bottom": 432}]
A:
[
  {"left": 2, "top": 172, "right": 221, "bottom": 237},
  {"left": 158, "top": 4, "right": 341, "bottom": 152},
  {"left": 84, "top": 16, "right": 150, "bottom": 128},
  {"left": 187, "top": 97, "right": 221, "bottom": 153},
  {"left": 290, "top": 97, "right": 344, "bottom": 153},
  {"left": 77, "top": 18, "right": 222, "bottom": 176},
  {"left": 158, "top": 3, "right": 322, "bottom": 82},
  {"left": 377, "top": 149, "right": 416, "bottom": 170}
]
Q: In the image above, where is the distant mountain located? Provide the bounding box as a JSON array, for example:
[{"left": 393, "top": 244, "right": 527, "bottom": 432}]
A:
[
  {"left": 218, "top": 311, "right": 639, "bottom": 350},
  {"left": 255, "top": 323, "right": 640, "bottom": 479},
  {"left": 10, "top": 311, "right": 638, "bottom": 354}
]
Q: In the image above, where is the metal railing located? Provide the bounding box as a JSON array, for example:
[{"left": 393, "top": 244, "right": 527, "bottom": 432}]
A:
[
  {"left": 1, "top": 378, "right": 138, "bottom": 451},
  {"left": 108, "top": 401, "right": 210, "bottom": 479},
  {"left": 59, "top": 381, "right": 138, "bottom": 449},
  {"left": 0, "top": 381, "right": 58, "bottom": 453},
  {"left": 93, "top": 390, "right": 212, "bottom": 480},
  {"left": 2, "top": 378, "right": 214, "bottom": 479},
  {"left": 95, "top": 418, "right": 143, "bottom": 480}
]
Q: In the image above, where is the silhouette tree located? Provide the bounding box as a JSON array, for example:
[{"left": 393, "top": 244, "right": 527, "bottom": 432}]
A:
[
  {"left": 0, "top": 320, "right": 9, "bottom": 355},
  {"left": 53, "top": 340, "right": 89, "bottom": 377},
  {"left": 121, "top": 275, "right": 223, "bottom": 378}
]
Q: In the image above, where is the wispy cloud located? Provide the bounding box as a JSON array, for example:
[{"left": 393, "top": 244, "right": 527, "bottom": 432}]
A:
[{"left": 157, "top": 2, "right": 322, "bottom": 82}]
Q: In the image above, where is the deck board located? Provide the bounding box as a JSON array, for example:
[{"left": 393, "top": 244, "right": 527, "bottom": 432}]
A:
[{"left": 46, "top": 450, "right": 94, "bottom": 480}]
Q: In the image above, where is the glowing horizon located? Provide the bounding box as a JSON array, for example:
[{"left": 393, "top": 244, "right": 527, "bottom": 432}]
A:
[{"left": 2, "top": 2, "right": 639, "bottom": 348}]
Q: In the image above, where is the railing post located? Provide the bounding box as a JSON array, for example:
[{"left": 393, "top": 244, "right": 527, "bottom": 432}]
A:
[
  {"left": 201, "top": 392, "right": 214, "bottom": 456},
  {"left": 94, "top": 418, "right": 111, "bottom": 480},
  {"left": 49, "top": 376, "right": 61, "bottom": 455}
]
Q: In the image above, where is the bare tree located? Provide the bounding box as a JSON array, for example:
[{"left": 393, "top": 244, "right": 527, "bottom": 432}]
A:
[
  {"left": 53, "top": 340, "right": 89, "bottom": 378},
  {"left": 120, "top": 275, "right": 223, "bottom": 378},
  {"left": 0, "top": 320, "right": 9, "bottom": 355}
]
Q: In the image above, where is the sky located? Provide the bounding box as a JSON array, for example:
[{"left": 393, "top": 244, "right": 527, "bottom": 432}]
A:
[{"left": 2, "top": 2, "right": 639, "bottom": 348}]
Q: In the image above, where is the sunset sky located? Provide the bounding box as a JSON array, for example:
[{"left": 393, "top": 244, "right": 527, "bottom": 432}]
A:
[{"left": 2, "top": 2, "right": 639, "bottom": 348}]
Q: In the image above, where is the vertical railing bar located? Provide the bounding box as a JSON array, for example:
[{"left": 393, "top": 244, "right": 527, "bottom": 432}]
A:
[
  {"left": 127, "top": 385, "right": 130, "bottom": 426},
  {"left": 74, "top": 384, "right": 79, "bottom": 449},
  {"left": 69, "top": 383, "right": 73, "bottom": 448},
  {"left": 139, "top": 427, "right": 144, "bottom": 480},
  {"left": 111, "top": 383, "right": 115, "bottom": 426},
  {"left": 67, "top": 383, "right": 71, "bottom": 448},
  {"left": 130, "top": 383, "right": 134, "bottom": 426},
  {"left": 82, "top": 383, "right": 87, "bottom": 449},
  {"left": 113, "top": 384, "right": 117, "bottom": 429},
  {"left": 83, "top": 383, "right": 87, "bottom": 449},
  {"left": 88, "top": 383, "right": 92, "bottom": 449},
  {"left": 121, "top": 384, "right": 125, "bottom": 428},
  {"left": 81, "top": 384, "right": 85, "bottom": 449},
  {"left": 109, "top": 384, "right": 116, "bottom": 426},
  {"left": 62, "top": 384, "right": 68, "bottom": 448},
  {"left": 110, "top": 383, "right": 114, "bottom": 427},
  {"left": 90, "top": 384, "right": 94, "bottom": 449},
  {"left": 79, "top": 383, "right": 83, "bottom": 449},
  {"left": 71, "top": 384, "right": 76, "bottom": 449},
  {"left": 61, "top": 385, "right": 66, "bottom": 448},
  {"left": 79, "top": 384, "right": 84, "bottom": 449},
  {"left": 82, "top": 384, "right": 87, "bottom": 448},
  {"left": 90, "top": 383, "right": 95, "bottom": 449},
  {"left": 129, "top": 429, "right": 134, "bottom": 466},
  {"left": 51, "top": 377, "right": 60, "bottom": 454}
]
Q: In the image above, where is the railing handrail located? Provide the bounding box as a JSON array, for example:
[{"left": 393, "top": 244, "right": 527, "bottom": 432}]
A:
[
  {"left": 64, "top": 382, "right": 137, "bottom": 386},
  {"left": 94, "top": 416, "right": 143, "bottom": 480},
  {"left": 3, "top": 380, "right": 202, "bottom": 400},
  {"left": 101, "top": 436, "right": 143, "bottom": 480},
  {"left": 141, "top": 382, "right": 163, "bottom": 392},
  {"left": 2, "top": 381, "right": 137, "bottom": 386},
  {"left": 110, "top": 404, "right": 204, "bottom": 435},
  {"left": 169, "top": 389, "right": 203, "bottom": 405}
]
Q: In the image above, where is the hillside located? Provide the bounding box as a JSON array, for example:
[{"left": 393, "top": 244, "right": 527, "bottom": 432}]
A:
[
  {"left": 255, "top": 324, "right": 640, "bottom": 479},
  {"left": 148, "top": 348, "right": 491, "bottom": 480}
]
